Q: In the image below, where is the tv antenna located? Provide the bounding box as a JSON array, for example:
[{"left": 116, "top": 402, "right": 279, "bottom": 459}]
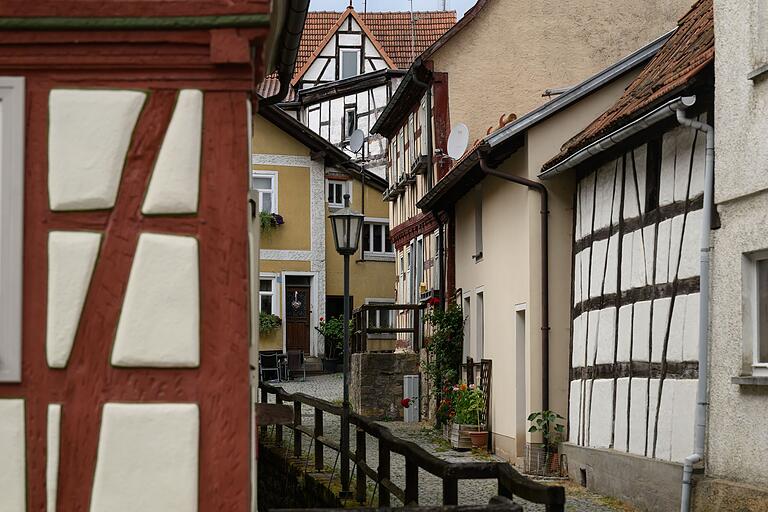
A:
[{"left": 447, "top": 123, "right": 469, "bottom": 160}]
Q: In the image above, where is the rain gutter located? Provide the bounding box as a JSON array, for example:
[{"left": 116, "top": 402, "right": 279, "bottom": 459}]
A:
[
  {"left": 539, "top": 96, "right": 695, "bottom": 179},
  {"left": 262, "top": 0, "right": 309, "bottom": 105}
]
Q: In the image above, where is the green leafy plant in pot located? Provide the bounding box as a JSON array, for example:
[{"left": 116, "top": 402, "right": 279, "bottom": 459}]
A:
[
  {"left": 314, "top": 315, "right": 352, "bottom": 372},
  {"left": 259, "top": 311, "right": 281, "bottom": 336},
  {"left": 527, "top": 410, "right": 566, "bottom": 475}
]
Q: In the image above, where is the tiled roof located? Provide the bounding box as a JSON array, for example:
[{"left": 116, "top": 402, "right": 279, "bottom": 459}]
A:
[
  {"left": 255, "top": 77, "right": 297, "bottom": 102},
  {"left": 298, "top": 9, "right": 456, "bottom": 73},
  {"left": 542, "top": 0, "right": 713, "bottom": 170}
]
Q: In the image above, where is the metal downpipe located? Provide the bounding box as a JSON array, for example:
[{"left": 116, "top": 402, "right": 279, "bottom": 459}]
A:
[
  {"left": 675, "top": 98, "right": 714, "bottom": 512},
  {"left": 479, "top": 154, "right": 550, "bottom": 411}
]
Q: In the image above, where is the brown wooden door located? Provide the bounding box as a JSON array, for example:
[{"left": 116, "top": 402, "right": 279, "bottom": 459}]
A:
[{"left": 286, "top": 286, "right": 310, "bottom": 352}]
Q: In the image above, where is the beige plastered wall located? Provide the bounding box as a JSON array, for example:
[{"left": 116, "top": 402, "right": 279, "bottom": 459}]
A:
[
  {"left": 325, "top": 178, "right": 397, "bottom": 308},
  {"left": 430, "top": 0, "right": 693, "bottom": 144},
  {"left": 453, "top": 74, "right": 636, "bottom": 461},
  {"left": 706, "top": 0, "right": 768, "bottom": 493}
]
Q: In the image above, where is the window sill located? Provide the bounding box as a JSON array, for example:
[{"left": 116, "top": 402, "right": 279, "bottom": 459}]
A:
[
  {"left": 731, "top": 375, "right": 768, "bottom": 386},
  {"left": 748, "top": 63, "right": 768, "bottom": 82},
  {"left": 363, "top": 252, "right": 395, "bottom": 262}
]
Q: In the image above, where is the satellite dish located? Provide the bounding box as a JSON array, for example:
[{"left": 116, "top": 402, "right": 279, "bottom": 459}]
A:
[
  {"left": 447, "top": 123, "right": 469, "bottom": 159},
  {"left": 349, "top": 129, "right": 365, "bottom": 154}
]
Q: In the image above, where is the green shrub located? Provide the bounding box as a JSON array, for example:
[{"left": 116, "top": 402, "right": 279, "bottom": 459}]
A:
[{"left": 259, "top": 311, "right": 282, "bottom": 335}]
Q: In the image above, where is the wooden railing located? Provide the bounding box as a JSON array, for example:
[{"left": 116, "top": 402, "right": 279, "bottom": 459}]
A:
[
  {"left": 259, "top": 382, "right": 565, "bottom": 511},
  {"left": 352, "top": 303, "right": 425, "bottom": 353}
]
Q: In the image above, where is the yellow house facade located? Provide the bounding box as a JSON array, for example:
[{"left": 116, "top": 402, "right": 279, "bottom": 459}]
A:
[{"left": 252, "top": 103, "right": 395, "bottom": 357}]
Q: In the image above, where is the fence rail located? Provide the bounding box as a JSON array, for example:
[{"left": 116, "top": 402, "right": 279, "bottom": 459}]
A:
[{"left": 259, "top": 382, "right": 565, "bottom": 511}]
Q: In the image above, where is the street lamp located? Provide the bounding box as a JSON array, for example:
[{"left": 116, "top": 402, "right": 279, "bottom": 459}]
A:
[{"left": 329, "top": 193, "right": 363, "bottom": 496}]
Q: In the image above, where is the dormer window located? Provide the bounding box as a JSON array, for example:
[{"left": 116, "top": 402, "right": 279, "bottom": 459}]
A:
[{"left": 340, "top": 49, "right": 360, "bottom": 79}]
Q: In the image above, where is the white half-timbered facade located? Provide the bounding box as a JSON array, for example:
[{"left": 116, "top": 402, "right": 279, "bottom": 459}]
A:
[{"left": 568, "top": 119, "right": 708, "bottom": 463}]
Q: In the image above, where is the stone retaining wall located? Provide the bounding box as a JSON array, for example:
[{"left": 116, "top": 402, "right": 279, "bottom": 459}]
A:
[{"left": 350, "top": 352, "right": 420, "bottom": 420}]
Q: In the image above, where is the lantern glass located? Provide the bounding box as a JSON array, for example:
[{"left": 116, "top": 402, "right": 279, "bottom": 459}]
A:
[{"left": 329, "top": 196, "right": 364, "bottom": 255}]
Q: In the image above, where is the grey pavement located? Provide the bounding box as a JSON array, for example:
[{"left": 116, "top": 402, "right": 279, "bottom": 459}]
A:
[{"left": 263, "top": 374, "right": 632, "bottom": 511}]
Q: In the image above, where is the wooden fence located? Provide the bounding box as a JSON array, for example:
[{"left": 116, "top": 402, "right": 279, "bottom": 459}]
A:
[
  {"left": 352, "top": 303, "right": 424, "bottom": 353},
  {"left": 258, "top": 382, "right": 565, "bottom": 511}
]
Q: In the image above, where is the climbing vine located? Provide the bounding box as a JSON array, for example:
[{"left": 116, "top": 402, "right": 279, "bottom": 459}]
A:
[{"left": 422, "top": 301, "right": 464, "bottom": 425}]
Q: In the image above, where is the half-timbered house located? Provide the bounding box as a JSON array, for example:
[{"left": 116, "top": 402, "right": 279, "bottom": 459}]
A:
[
  {"left": 0, "top": 1, "right": 307, "bottom": 510},
  {"left": 258, "top": 6, "right": 456, "bottom": 178},
  {"left": 539, "top": 2, "right": 714, "bottom": 509}
]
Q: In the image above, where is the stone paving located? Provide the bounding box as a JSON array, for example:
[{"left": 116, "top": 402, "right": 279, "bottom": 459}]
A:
[{"left": 264, "top": 374, "right": 633, "bottom": 511}]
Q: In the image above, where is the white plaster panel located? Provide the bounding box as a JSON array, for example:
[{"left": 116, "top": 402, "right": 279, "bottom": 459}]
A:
[
  {"left": 669, "top": 213, "right": 685, "bottom": 279},
  {"left": 588, "top": 379, "right": 614, "bottom": 449},
  {"left": 604, "top": 233, "right": 619, "bottom": 296},
  {"left": 631, "top": 229, "right": 649, "bottom": 289},
  {"left": 659, "top": 128, "right": 677, "bottom": 207},
  {"left": 112, "top": 233, "right": 199, "bottom": 367},
  {"left": 623, "top": 152, "right": 640, "bottom": 219},
  {"left": 645, "top": 379, "right": 660, "bottom": 455},
  {"left": 589, "top": 238, "right": 608, "bottom": 299},
  {"left": 643, "top": 225, "right": 656, "bottom": 285},
  {"left": 581, "top": 247, "right": 591, "bottom": 305},
  {"left": 682, "top": 292, "right": 700, "bottom": 361},
  {"left": 688, "top": 118, "right": 706, "bottom": 199},
  {"left": 251, "top": 154, "right": 312, "bottom": 167},
  {"left": 574, "top": 181, "right": 582, "bottom": 241},
  {"left": 654, "top": 380, "right": 675, "bottom": 460},
  {"left": 0, "top": 399, "right": 25, "bottom": 512},
  {"left": 613, "top": 377, "right": 630, "bottom": 452},
  {"left": 628, "top": 378, "right": 649, "bottom": 455},
  {"left": 651, "top": 297, "right": 672, "bottom": 363},
  {"left": 47, "top": 404, "right": 61, "bottom": 512},
  {"left": 569, "top": 380, "right": 582, "bottom": 444},
  {"left": 593, "top": 162, "right": 616, "bottom": 232},
  {"left": 667, "top": 294, "right": 687, "bottom": 362},
  {"left": 305, "top": 58, "right": 326, "bottom": 82},
  {"left": 655, "top": 218, "right": 672, "bottom": 284},
  {"left": 579, "top": 172, "right": 595, "bottom": 240},
  {"left": 620, "top": 231, "right": 634, "bottom": 292},
  {"left": 679, "top": 209, "right": 702, "bottom": 279},
  {"left": 573, "top": 249, "right": 583, "bottom": 306},
  {"left": 49, "top": 89, "right": 145, "bottom": 210},
  {"left": 595, "top": 307, "right": 617, "bottom": 365},
  {"left": 572, "top": 312, "right": 587, "bottom": 367},
  {"left": 670, "top": 379, "right": 697, "bottom": 462},
  {"left": 616, "top": 304, "right": 633, "bottom": 362},
  {"left": 339, "top": 33, "right": 361, "bottom": 46},
  {"left": 91, "top": 403, "right": 199, "bottom": 512},
  {"left": 582, "top": 380, "right": 592, "bottom": 446},
  {"left": 142, "top": 90, "right": 202, "bottom": 214},
  {"left": 673, "top": 124, "right": 701, "bottom": 202},
  {"left": 47, "top": 231, "right": 102, "bottom": 368},
  {"left": 586, "top": 310, "right": 599, "bottom": 366},
  {"left": 364, "top": 37, "right": 383, "bottom": 60},
  {"left": 631, "top": 300, "right": 652, "bottom": 362},
  {"left": 320, "top": 38, "right": 335, "bottom": 57}
]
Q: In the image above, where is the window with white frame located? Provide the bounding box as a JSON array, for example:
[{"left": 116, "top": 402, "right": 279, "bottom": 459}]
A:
[
  {"left": 745, "top": 252, "right": 768, "bottom": 376},
  {"left": 259, "top": 276, "right": 277, "bottom": 315},
  {"left": 0, "top": 77, "right": 24, "bottom": 383},
  {"left": 327, "top": 180, "right": 350, "bottom": 208},
  {"left": 251, "top": 171, "right": 277, "bottom": 214},
  {"left": 362, "top": 220, "right": 394, "bottom": 258},
  {"left": 340, "top": 49, "right": 360, "bottom": 80}
]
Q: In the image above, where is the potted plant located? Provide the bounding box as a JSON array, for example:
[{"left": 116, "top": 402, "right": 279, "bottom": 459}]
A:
[
  {"left": 259, "top": 311, "right": 281, "bottom": 336},
  {"left": 526, "top": 410, "right": 566, "bottom": 476},
  {"left": 446, "top": 383, "right": 486, "bottom": 450},
  {"left": 314, "top": 316, "right": 347, "bottom": 373},
  {"left": 259, "top": 211, "right": 284, "bottom": 235}
]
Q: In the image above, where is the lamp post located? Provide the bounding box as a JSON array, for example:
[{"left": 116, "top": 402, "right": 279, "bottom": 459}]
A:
[{"left": 329, "top": 193, "right": 364, "bottom": 496}]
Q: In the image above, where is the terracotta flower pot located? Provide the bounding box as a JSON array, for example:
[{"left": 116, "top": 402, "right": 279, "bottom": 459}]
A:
[{"left": 469, "top": 430, "right": 488, "bottom": 449}]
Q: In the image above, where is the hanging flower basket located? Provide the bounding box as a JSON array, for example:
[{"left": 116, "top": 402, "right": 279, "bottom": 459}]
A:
[{"left": 260, "top": 211, "right": 284, "bottom": 234}]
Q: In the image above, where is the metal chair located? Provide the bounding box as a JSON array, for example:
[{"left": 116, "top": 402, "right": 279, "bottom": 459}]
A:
[
  {"left": 259, "top": 353, "right": 281, "bottom": 382},
  {"left": 285, "top": 350, "right": 306, "bottom": 381}
]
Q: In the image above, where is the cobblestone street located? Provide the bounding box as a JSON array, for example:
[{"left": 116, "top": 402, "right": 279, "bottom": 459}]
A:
[{"left": 264, "top": 374, "right": 633, "bottom": 511}]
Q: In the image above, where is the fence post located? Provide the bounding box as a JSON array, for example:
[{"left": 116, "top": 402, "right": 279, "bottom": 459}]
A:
[
  {"left": 405, "top": 458, "right": 419, "bottom": 505},
  {"left": 275, "top": 395, "right": 283, "bottom": 446},
  {"left": 314, "top": 408, "right": 323, "bottom": 471},
  {"left": 293, "top": 401, "right": 302, "bottom": 458},
  {"left": 355, "top": 427, "right": 366, "bottom": 503},
  {"left": 378, "top": 440, "right": 390, "bottom": 507},
  {"left": 442, "top": 477, "right": 458, "bottom": 505}
]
